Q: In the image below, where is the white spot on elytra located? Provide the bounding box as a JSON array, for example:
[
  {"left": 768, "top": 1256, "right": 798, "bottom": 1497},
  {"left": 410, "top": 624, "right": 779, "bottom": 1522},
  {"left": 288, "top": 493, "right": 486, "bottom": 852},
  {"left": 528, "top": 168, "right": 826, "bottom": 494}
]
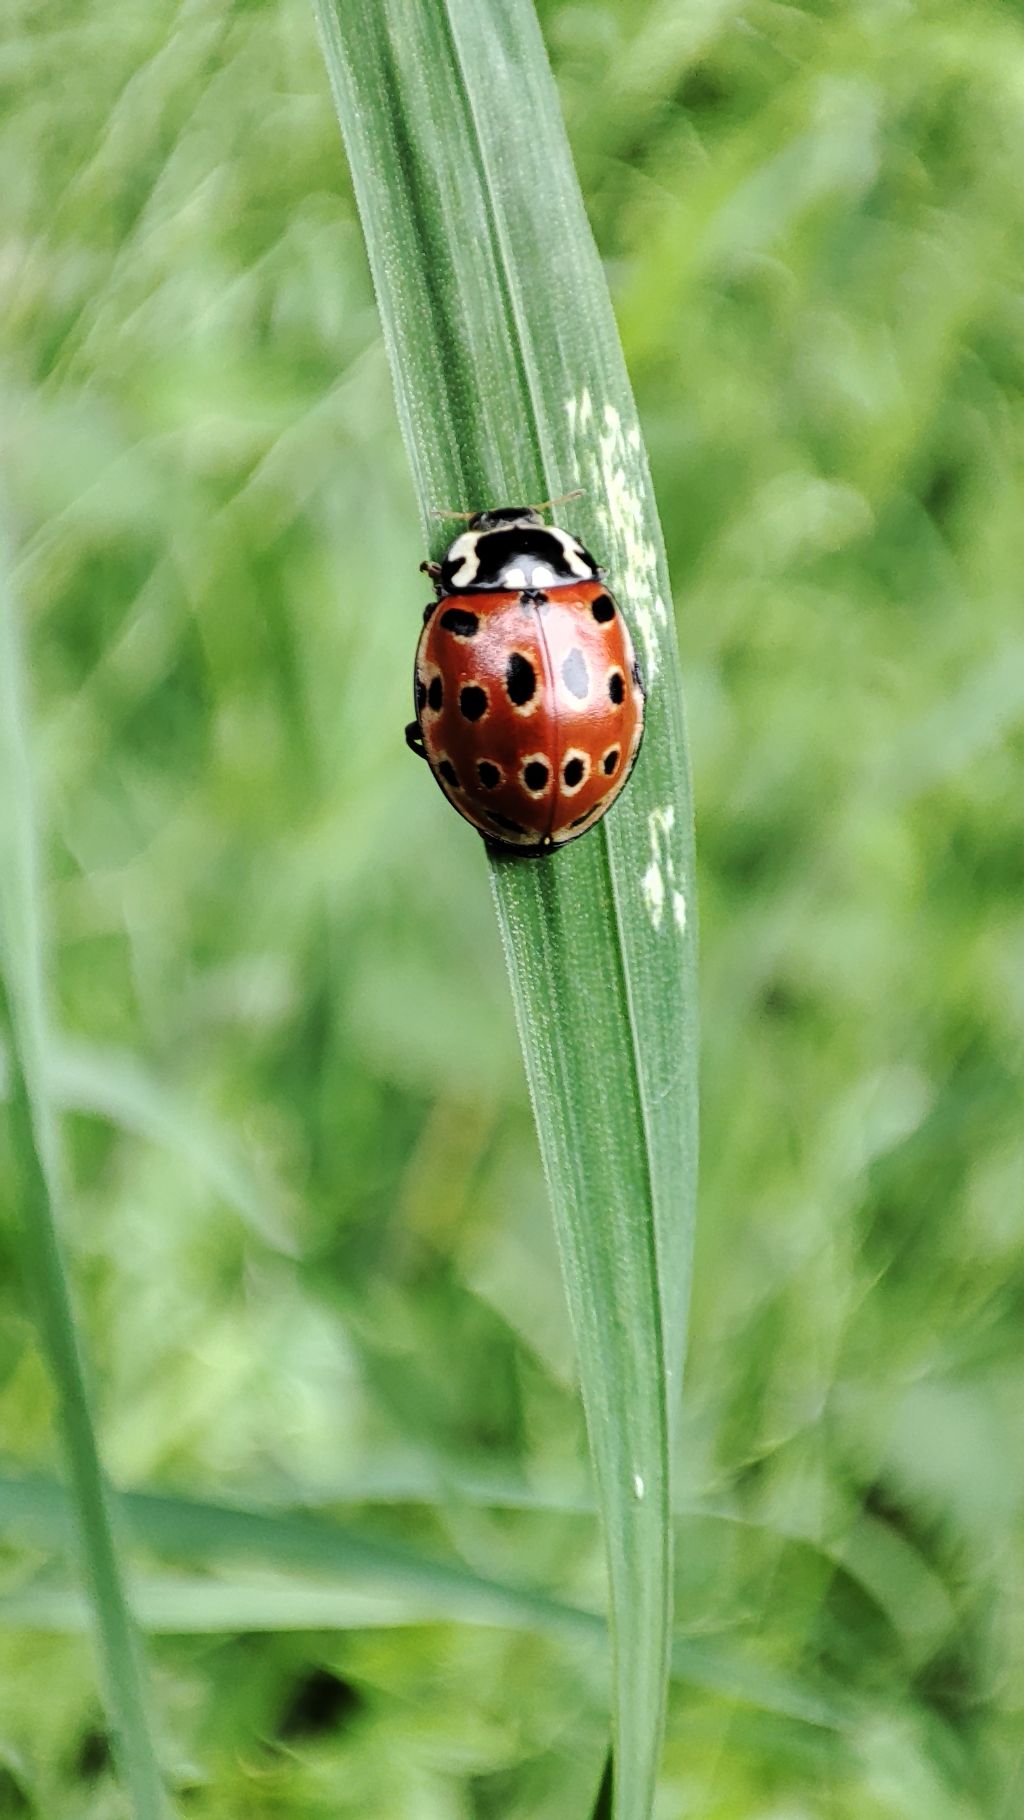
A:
[
  {"left": 565, "top": 389, "right": 669, "bottom": 684},
  {"left": 641, "top": 804, "right": 686, "bottom": 937}
]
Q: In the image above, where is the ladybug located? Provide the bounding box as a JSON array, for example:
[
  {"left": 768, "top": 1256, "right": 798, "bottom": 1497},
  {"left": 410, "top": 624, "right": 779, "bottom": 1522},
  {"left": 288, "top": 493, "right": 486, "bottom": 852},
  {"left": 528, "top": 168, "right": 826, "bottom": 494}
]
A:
[{"left": 405, "top": 505, "right": 645, "bottom": 855}]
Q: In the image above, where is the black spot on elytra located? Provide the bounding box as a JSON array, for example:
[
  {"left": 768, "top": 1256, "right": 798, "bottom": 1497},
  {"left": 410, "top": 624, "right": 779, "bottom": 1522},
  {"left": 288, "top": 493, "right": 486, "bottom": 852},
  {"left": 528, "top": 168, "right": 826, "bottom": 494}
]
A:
[
  {"left": 563, "top": 756, "right": 585, "bottom": 788},
  {"left": 609, "top": 670, "right": 625, "bottom": 704},
  {"left": 561, "top": 647, "right": 589, "bottom": 699},
  {"left": 460, "top": 684, "right": 487, "bottom": 721},
  {"left": 415, "top": 675, "right": 427, "bottom": 712},
  {"left": 506, "top": 651, "right": 536, "bottom": 705},
  {"left": 478, "top": 761, "right": 500, "bottom": 789},
  {"left": 603, "top": 748, "right": 620, "bottom": 775},
  {"left": 523, "top": 760, "right": 549, "bottom": 793},
  {"left": 488, "top": 811, "right": 527, "bottom": 834},
  {"left": 440, "top": 606, "right": 479, "bottom": 638},
  {"left": 438, "top": 759, "right": 460, "bottom": 790},
  {"left": 427, "top": 674, "right": 444, "bottom": 712},
  {"left": 278, "top": 1667, "right": 362, "bottom": 1739},
  {"left": 591, "top": 592, "right": 615, "bottom": 623}
]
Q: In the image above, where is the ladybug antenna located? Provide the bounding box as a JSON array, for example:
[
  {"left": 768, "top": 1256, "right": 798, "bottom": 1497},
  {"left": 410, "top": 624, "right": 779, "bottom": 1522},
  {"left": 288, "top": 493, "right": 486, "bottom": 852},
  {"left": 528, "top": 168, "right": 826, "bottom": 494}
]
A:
[
  {"left": 432, "top": 507, "right": 478, "bottom": 521},
  {"left": 530, "top": 487, "right": 585, "bottom": 517}
]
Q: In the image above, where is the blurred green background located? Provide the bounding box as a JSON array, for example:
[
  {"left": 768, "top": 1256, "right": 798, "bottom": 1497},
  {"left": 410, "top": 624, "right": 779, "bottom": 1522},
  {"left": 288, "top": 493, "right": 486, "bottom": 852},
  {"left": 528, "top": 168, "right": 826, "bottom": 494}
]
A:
[{"left": 2, "top": 0, "right": 1023, "bottom": 1814}]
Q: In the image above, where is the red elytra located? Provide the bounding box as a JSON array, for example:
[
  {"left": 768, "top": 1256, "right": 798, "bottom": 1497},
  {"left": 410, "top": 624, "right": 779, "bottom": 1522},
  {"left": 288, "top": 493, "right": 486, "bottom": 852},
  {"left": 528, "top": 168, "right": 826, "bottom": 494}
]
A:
[{"left": 406, "top": 507, "right": 645, "bottom": 855}]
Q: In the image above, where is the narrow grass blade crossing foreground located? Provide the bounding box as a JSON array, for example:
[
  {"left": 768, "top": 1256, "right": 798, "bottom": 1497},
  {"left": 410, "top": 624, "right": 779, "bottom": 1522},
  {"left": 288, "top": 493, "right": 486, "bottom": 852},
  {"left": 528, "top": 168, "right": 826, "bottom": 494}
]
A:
[
  {"left": 0, "top": 1471, "right": 849, "bottom": 1734},
  {"left": 0, "top": 536, "right": 173, "bottom": 1818},
  {"left": 313, "top": 5, "right": 699, "bottom": 1814}
]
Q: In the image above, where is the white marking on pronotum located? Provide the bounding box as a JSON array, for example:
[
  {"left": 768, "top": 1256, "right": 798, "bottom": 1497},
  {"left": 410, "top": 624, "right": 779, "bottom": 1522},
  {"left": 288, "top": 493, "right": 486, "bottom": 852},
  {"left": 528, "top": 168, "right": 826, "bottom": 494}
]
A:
[
  {"left": 565, "top": 389, "right": 669, "bottom": 683},
  {"left": 641, "top": 804, "right": 686, "bottom": 935},
  {"left": 504, "top": 565, "right": 527, "bottom": 587},
  {"left": 446, "top": 531, "right": 480, "bottom": 588},
  {"left": 548, "top": 527, "right": 593, "bottom": 579}
]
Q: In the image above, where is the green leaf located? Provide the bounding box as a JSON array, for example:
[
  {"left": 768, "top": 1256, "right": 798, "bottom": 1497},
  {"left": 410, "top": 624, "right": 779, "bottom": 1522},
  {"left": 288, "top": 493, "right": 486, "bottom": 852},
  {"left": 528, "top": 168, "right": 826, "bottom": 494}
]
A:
[
  {"left": 0, "top": 532, "right": 173, "bottom": 1817},
  {"left": 312, "top": 5, "right": 698, "bottom": 1815},
  {"left": 0, "top": 1472, "right": 848, "bottom": 1733},
  {"left": 0, "top": 1035, "right": 293, "bottom": 1249},
  {"left": 51, "top": 1037, "right": 294, "bottom": 1251}
]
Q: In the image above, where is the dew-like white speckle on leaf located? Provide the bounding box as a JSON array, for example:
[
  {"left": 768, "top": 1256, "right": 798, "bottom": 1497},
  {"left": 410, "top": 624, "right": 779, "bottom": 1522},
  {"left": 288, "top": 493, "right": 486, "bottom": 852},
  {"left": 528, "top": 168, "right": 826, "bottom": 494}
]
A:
[
  {"left": 566, "top": 389, "right": 669, "bottom": 685},
  {"left": 640, "top": 804, "right": 686, "bottom": 936}
]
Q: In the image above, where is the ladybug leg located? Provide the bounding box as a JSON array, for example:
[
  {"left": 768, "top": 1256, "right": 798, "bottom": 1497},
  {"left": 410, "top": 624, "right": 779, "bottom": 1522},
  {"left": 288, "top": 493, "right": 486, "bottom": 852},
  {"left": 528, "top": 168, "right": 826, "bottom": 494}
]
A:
[
  {"left": 405, "top": 721, "right": 427, "bottom": 760},
  {"left": 419, "top": 559, "right": 444, "bottom": 596}
]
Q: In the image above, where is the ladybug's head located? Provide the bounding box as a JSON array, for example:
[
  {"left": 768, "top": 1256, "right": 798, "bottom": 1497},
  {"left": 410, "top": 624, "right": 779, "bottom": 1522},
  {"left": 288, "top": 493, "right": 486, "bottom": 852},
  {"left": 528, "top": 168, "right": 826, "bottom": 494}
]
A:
[
  {"left": 439, "top": 507, "right": 601, "bottom": 594},
  {"left": 467, "top": 505, "right": 544, "bottom": 533}
]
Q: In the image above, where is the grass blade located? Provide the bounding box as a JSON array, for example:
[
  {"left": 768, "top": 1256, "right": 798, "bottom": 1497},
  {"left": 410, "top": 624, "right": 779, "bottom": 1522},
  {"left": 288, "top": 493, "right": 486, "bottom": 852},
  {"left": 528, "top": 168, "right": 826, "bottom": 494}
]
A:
[
  {"left": 0, "top": 1471, "right": 849, "bottom": 1733},
  {"left": 312, "top": 8, "right": 698, "bottom": 1813},
  {"left": 0, "top": 533, "right": 172, "bottom": 1817},
  {"left": 0, "top": 1035, "right": 293, "bottom": 1248}
]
